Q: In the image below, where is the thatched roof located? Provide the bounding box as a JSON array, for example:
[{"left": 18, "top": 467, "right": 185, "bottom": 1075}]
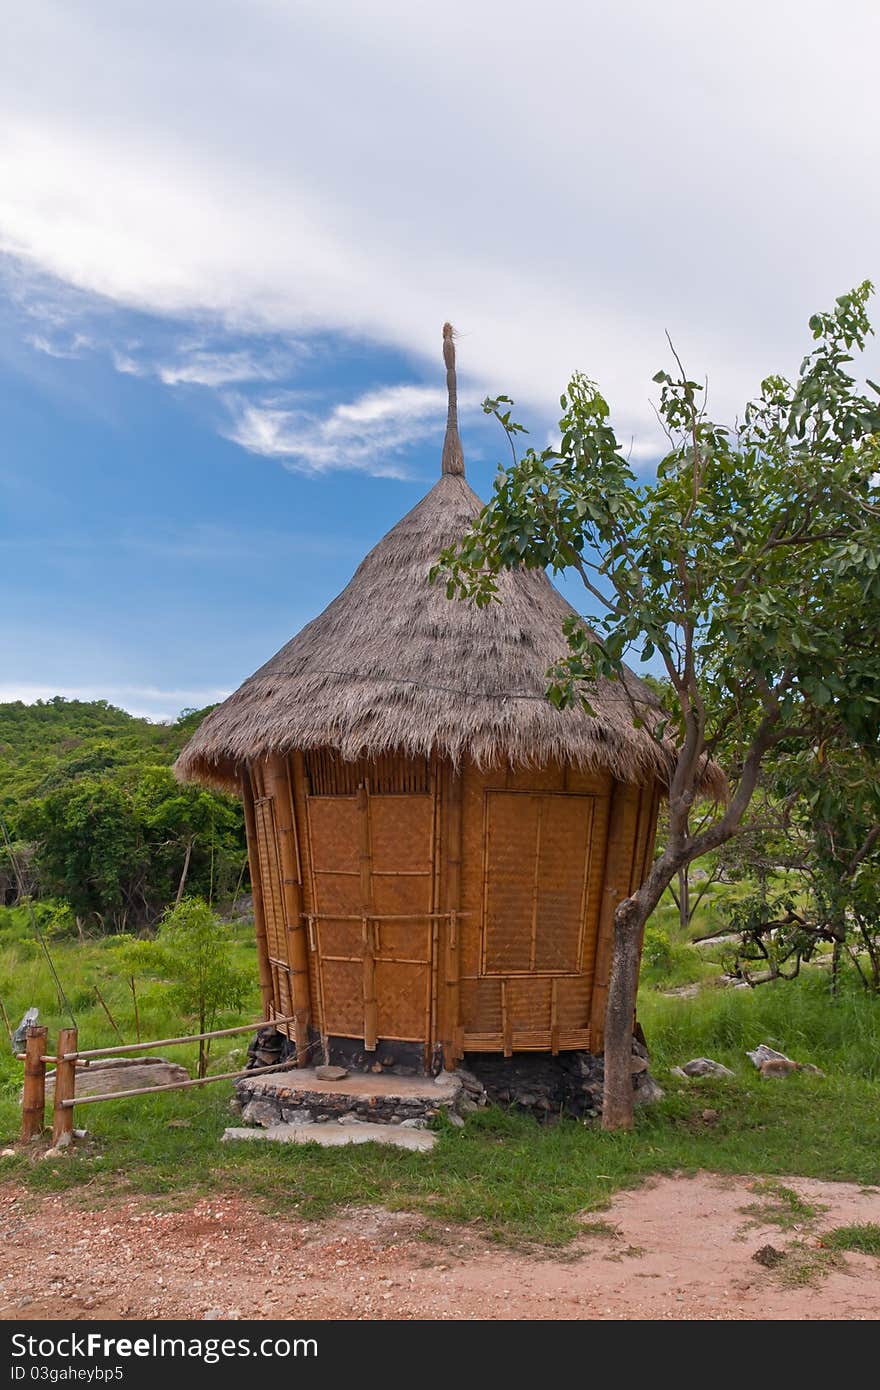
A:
[{"left": 176, "top": 326, "right": 723, "bottom": 796}]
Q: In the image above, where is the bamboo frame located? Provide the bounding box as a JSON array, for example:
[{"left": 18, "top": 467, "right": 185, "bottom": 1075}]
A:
[
  {"left": 66, "top": 1016, "right": 295, "bottom": 1061},
  {"left": 52, "top": 1027, "right": 77, "bottom": 1145},
  {"left": 357, "top": 786, "right": 378, "bottom": 1051},
  {"left": 59, "top": 1057, "right": 298, "bottom": 1108},
  {"left": 264, "top": 754, "right": 312, "bottom": 1061},
  {"left": 443, "top": 766, "right": 463, "bottom": 1061},
  {"left": 21, "top": 1025, "right": 47, "bottom": 1142},
  {"left": 241, "top": 771, "right": 275, "bottom": 1020}
]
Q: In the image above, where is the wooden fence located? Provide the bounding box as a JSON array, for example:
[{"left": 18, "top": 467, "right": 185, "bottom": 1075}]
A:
[{"left": 16, "top": 1017, "right": 297, "bottom": 1146}]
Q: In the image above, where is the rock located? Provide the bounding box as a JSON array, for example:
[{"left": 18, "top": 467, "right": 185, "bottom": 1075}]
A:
[
  {"left": 682, "top": 1057, "right": 734, "bottom": 1078},
  {"left": 669, "top": 1066, "right": 688, "bottom": 1080},
  {"left": 748, "top": 1043, "right": 823, "bottom": 1078},
  {"left": 41, "top": 1147, "right": 65, "bottom": 1161},
  {"left": 630, "top": 1056, "right": 649, "bottom": 1074},
  {"left": 759, "top": 1058, "right": 800, "bottom": 1079},
  {"left": 445, "top": 1111, "right": 465, "bottom": 1127},
  {"left": 1, "top": 1148, "right": 16, "bottom": 1157},
  {"left": 203, "top": 1309, "right": 223, "bottom": 1320},
  {"left": 760, "top": 1059, "right": 824, "bottom": 1080},
  {"left": 280, "top": 1107, "right": 314, "bottom": 1125},
  {"left": 241, "top": 1098, "right": 281, "bottom": 1127},
  {"left": 746, "top": 1044, "right": 789, "bottom": 1069},
  {"left": 399, "top": 1117, "right": 427, "bottom": 1129},
  {"left": 315, "top": 1065, "right": 348, "bottom": 1081},
  {"left": 633, "top": 1077, "right": 664, "bottom": 1106},
  {"left": 43, "top": 1056, "right": 190, "bottom": 1099},
  {"left": 701, "top": 1108, "right": 719, "bottom": 1124},
  {"left": 370, "top": 1062, "right": 384, "bottom": 1074},
  {"left": 457, "top": 1098, "right": 480, "bottom": 1114},
  {"left": 228, "top": 1097, "right": 242, "bottom": 1115}
]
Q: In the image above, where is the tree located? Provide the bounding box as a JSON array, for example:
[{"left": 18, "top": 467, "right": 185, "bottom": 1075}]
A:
[
  {"left": 434, "top": 284, "right": 880, "bottom": 1129},
  {"left": 128, "top": 897, "right": 249, "bottom": 1077},
  {"left": 726, "top": 745, "right": 880, "bottom": 993}
]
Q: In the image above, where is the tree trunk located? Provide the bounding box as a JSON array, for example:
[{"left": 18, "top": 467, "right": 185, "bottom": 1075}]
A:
[
  {"left": 601, "top": 895, "right": 647, "bottom": 1131},
  {"left": 677, "top": 865, "right": 690, "bottom": 935},
  {"left": 175, "top": 839, "right": 194, "bottom": 909}
]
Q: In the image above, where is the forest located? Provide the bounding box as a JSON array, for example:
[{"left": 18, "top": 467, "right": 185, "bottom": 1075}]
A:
[{"left": 0, "top": 697, "right": 246, "bottom": 932}]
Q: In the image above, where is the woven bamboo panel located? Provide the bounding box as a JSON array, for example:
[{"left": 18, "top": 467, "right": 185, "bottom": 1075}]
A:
[
  {"left": 482, "top": 792, "right": 596, "bottom": 976},
  {"left": 314, "top": 917, "right": 362, "bottom": 959},
  {"left": 507, "top": 976, "right": 552, "bottom": 1031},
  {"left": 533, "top": 795, "right": 595, "bottom": 972},
  {"left": 376, "top": 960, "right": 429, "bottom": 1040},
  {"left": 482, "top": 793, "right": 541, "bottom": 973},
  {"left": 307, "top": 797, "right": 361, "bottom": 872},
  {"left": 253, "top": 798, "right": 287, "bottom": 965},
  {"left": 555, "top": 974, "right": 591, "bottom": 1030},
  {"left": 310, "top": 872, "right": 362, "bottom": 917},
  {"left": 319, "top": 959, "right": 364, "bottom": 1036},
  {"left": 460, "top": 976, "right": 502, "bottom": 1032},
  {"left": 369, "top": 796, "right": 433, "bottom": 873}
]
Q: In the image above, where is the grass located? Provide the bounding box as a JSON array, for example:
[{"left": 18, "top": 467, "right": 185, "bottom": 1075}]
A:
[
  {"left": 821, "top": 1223, "right": 880, "bottom": 1256},
  {"left": 739, "top": 1180, "right": 823, "bottom": 1231},
  {"left": 1, "top": 903, "right": 879, "bottom": 1245}
]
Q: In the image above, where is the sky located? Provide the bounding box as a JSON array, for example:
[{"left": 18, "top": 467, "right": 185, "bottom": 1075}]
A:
[{"left": 1, "top": 1, "right": 878, "bottom": 720}]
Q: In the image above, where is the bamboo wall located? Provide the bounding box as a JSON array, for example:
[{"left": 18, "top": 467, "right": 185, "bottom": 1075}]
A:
[{"left": 242, "top": 751, "right": 659, "bottom": 1067}]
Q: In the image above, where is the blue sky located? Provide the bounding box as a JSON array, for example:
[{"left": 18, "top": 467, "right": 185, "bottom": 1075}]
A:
[
  {"left": 2, "top": 2, "right": 878, "bottom": 720},
  {"left": 0, "top": 275, "right": 515, "bottom": 717}
]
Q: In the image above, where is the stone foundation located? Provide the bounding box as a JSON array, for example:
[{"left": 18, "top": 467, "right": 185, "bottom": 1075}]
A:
[
  {"left": 233, "top": 1068, "right": 462, "bottom": 1130},
  {"left": 461, "top": 1039, "right": 662, "bottom": 1121},
  {"left": 237, "top": 1033, "right": 662, "bottom": 1128}
]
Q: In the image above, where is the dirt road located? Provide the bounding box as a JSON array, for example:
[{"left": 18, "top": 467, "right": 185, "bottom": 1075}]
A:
[{"left": 2, "top": 1173, "right": 878, "bottom": 1320}]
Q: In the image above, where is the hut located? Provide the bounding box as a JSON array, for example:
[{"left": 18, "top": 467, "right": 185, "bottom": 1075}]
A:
[{"left": 176, "top": 326, "right": 681, "bottom": 1080}]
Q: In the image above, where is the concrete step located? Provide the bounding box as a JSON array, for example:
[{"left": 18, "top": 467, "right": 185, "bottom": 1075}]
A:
[
  {"left": 235, "top": 1066, "right": 461, "bottom": 1129},
  {"left": 222, "top": 1121, "right": 436, "bottom": 1152}
]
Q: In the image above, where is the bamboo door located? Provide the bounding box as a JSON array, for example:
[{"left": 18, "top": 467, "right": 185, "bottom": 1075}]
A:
[{"left": 305, "top": 778, "right": 436, "bottom": 1056}]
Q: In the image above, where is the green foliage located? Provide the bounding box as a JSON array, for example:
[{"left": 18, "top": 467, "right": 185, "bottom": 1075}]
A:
[
  {"left": 125, "top": 897, "right": 249, "bottom": 1075},
  {"left": 642, "top": 924, "right": 674, "bottom": 971},
  {"left": 0, "top": 698, "right": 246, "bottom": 929},
  {"left": 434, "top": 283, "right": 880, "bottom": 849}
]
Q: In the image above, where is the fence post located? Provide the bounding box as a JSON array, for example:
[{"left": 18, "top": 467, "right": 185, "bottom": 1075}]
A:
[
  {"left": 21, "top": 1025, "right": 48, "bottom": 1142},
  {"left": 52, "top": 1026, "right": 78, "bottom": 1146}
]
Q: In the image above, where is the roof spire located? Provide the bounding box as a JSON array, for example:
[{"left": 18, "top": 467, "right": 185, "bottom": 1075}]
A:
[{"left": 441, "top": 322, "right": 465, "bottom": 476}]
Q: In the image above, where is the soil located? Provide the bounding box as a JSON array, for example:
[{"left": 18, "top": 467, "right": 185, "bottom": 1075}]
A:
[{"left": 1, "top": 1173, "right": 878, "bottom": 1321}]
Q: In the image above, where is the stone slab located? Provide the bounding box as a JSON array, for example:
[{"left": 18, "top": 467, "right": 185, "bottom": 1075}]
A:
[
  {"left": 241, "top": 1067, "right": 460, "bottom": 1103},
  {"left": 221, "top": 1122, "right": 436, "bottom": 1152}
]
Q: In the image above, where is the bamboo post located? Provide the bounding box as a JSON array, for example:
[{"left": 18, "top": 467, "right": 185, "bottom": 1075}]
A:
[
  {"left": 241, "top": 769, "right": 275, "bottom": 1021},
  {"left": 21, "top": 1024, "right": 48, "bottom": 1142},
  {"left": 443, "top": 767, "right": 463, "bottom": 1061},
  {"left": 356, "top": 786, "right": 378, "bottom": 1051},
  {"left": 52, "top": 1026, "right": 77, "bottom": 1145},
  {"left": 264, "top": 755, "right": 312, "bottom": 1063}
]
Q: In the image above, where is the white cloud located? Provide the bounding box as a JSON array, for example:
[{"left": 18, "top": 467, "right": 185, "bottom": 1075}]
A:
[
  {"left": 27, "top": 331, "right": 92, "bottom": 359},
  {"left": 0, "top": 0, "right": 877, "bottom": 459},
  {"left": 226, "top": 383, "right": 472, "bottom": 476},
  {"left": 156, "top": 349, "right": 286, "bottom": 388},
  {"left": 0, "top": 683, "right": 229, "bottom": 722}
]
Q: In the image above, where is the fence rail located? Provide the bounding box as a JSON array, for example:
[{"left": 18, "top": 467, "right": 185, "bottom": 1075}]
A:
[{"left": 15, "top": 1017, "right": 297, "bottom": 1145}]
